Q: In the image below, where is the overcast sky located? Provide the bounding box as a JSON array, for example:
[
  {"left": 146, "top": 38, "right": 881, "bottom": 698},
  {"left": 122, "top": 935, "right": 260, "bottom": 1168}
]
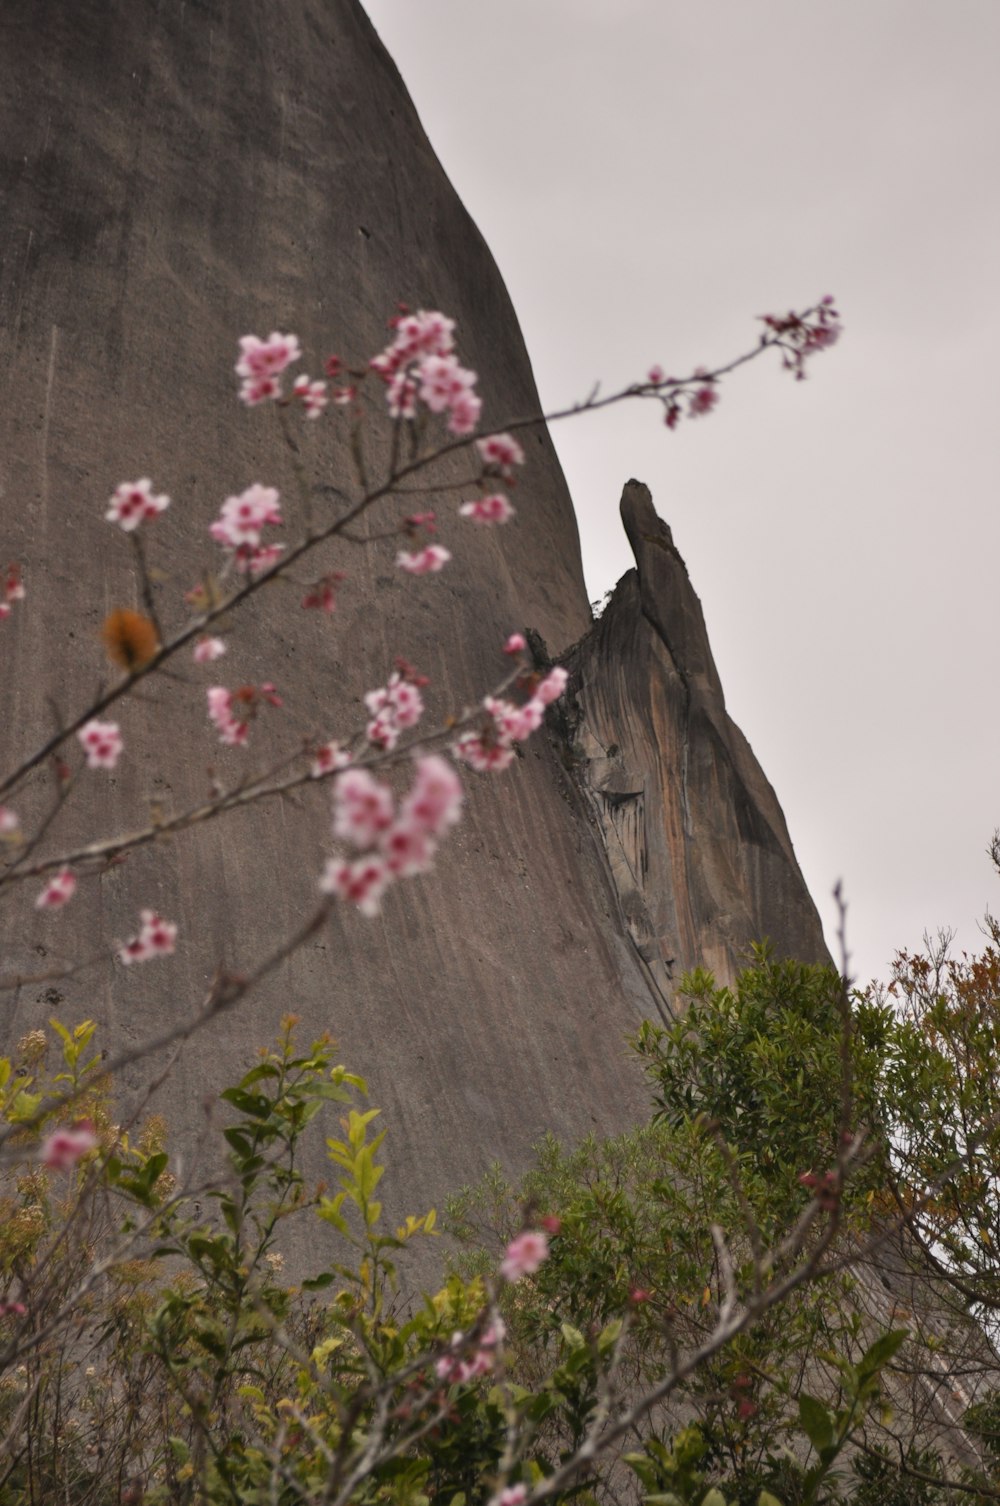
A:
[{"left": 363, "top": 0, "right": 999, "bottom": 988}]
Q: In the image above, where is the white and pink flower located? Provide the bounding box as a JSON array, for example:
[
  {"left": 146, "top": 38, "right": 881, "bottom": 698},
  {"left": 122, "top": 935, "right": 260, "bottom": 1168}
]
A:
[
  {"left": 476, "top": 432, "right": 525, "bottom": 476},
  {"left": 119, "top": 909, "right": 178, "bottom": 965},
  {"left": 311, "top": 741, "right": 351, "bottom": 779},
  {"left": 292, "top": 374, "right": 329, "bottom": 418},
  {"left": 319, "top": 854, "right": 390, "bottom": 918},
  {"left": 206, "top": 686, "right": 249, "bottom": 746},
  {"left": 35, "top": 868, "right": 77, "bottom": 910},
  {"left": 454, "top": 668, "right": 567, "bottom": 775},
  {"left": 332, "top": 768, "right": 395, "bottom": 849},
  {"left": 236, "top": 332, "right": 301, "bottom": 404},
  {"left": 105, "top": 479, "right": 170, "bottom": 532},
  {"left": 78, "top": 720, "right": 123, "bottom": 770},
  {"left": 371, "top": 309, "right": 482, "bottom": 436},
  {"left": 459, "top": 494, "right": 515, "bottom": 526},
  {"left": 322, "top": 753, "right": 464, "bottom": 918},
  {"left": 193, "top": 636, "right": 227, "bottom": 663},
  {"left": 1, "top": 562, "right": 26, "bottom": 618},
  {"left": 40, "top": 1121, "right": 99, "bottom": 1171},
  {"left": 396, "top": 545, "right": 451, "bottom": 576},
  {"left": 500, "top": 1230, "right": 549, "bottom": 1282}
]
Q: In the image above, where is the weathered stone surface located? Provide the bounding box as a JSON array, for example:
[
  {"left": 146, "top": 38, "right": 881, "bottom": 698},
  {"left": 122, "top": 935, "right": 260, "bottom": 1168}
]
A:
[
  {"left": 1, "top": 3, "right": 823, "bottom": 1272},
  {"left": 563, "top": 481, "right": 829, "bottom": 992}
]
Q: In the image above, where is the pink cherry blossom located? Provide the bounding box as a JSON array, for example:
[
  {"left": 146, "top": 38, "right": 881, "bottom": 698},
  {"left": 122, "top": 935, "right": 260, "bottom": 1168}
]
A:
[
  {"left": 236, "top": 331, "right": 302, "bottom": 379},
  {"left": 534, "top": 666, "right": 569, "bottom": 706},
  {"left": 311, "top": 741, "right": 351, "bottom": 779},
  {"left": 453, "top": 732, "right": 516, "bottom": 774},
  {"left": 105, "top": 479, "right": 170, "bottom": 532},
  {"left": 435, "top": 1316, "right": 506, "bottom": 1385},
  {"left": 78, "top": 719, "right": 123, "bottom": 770},
  {"left": 319, "top": 854, "right": 390, "bottom": 918},
  {"left": 292, "top": 374, "right": 329, "bottom": 418},
  {"left": 386, "top": 371, "right": 418, "bottom": 419},
  {"left": 647, "top": 364, "right": 666, "bottom": 385},
  {"left": 206, "top": 686, "right": 249, "bottom": 746},
  {"left": 332, "top": 768, "right": 395, "bottom": 848},
  {"left": 236, "top": 332, "right": 301, "bottom": 403},
  {"left": 0, "top": 1301, "right": 27, "bottom": 1318},
  {"left": 2, "top": 562, "right": 25, "bottom": 614},
  {"left": 404, "top": 510, "right": 437, "bottom": 533},
  {"left": 238, "top": 373, "right": 281, "bottom": 406},
  {"left": 36, "top": 868, "right": 77, "bottom": 909},
  {"left": 118, "top": 909, "right": 178, "bottom": 965},
  {"left": 492, "top": 1487, "right": 528, "bottom": 1506},
  {"left": 500, "top": 1230, "right": 549, "bottom": 1282},
  {"left": 400, "top": 754, "right": 464, "bottom": 836},
  {"left": 193, "top": 636, "right": 227, "bottom": 663},
  {"left": 0, "top": 806, "right": 19, "bottom": 834},
  {"left": 447, "top": 388, "right": 482, "bottom": 436},
  {"left": 40, "top": 1121, "right": 98, "bottom": 1171},
  {"left": 459, "top": 494, "right": 515, "bottom": 526},
  {"left": 379, "top": 816, "right": 436, "bottom": 878},
  {"left": 396, "top": 545, "right": 451, "bottom": 575},
  {"left": 417, "top": 354, "right": 478, "bottom": 417},
  {"left": 210, "top": 484, "right": 283, "bottom": 549},
  {"left": 302, "top": 571, "right": 346, "bottom": 613},
  {"left": 688, "top": 385, "right": 718, "bottom": 418},
  {"left": 476, "top": 432, "right": 525, "bottom": 475},
  {"left": 503, "top": 633, "right": 527, "bottom": 656}
]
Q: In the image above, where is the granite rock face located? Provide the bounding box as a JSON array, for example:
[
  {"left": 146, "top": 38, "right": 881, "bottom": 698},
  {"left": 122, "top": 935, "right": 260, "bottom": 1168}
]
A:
[
  {"left": 563, "top": 481, "right": 829, "bottom": 999},
  {"left": 1, "top": 1, "right": 824, "bottom": 1257}
]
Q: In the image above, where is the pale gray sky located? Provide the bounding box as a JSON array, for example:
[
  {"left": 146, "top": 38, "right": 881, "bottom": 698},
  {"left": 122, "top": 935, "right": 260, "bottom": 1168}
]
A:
[{"left": 363, "top": 0, "right": 1000, "bottom": 987}]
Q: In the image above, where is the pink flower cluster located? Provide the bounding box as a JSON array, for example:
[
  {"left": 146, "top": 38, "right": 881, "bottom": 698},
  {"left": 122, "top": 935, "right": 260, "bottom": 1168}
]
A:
[
  {"left": 0, "top": 562, "right": 26, "bottom": 620},
  {"left": 459, "top": 493, "right": 515, "bottom": 526},
  {"left": 302, "top": 571, "right": 346, "bottom": 614},
  {"left": 292, "top": 373, "right": 328, "bottom": 418},
  {"left": 321, "top": 753, "right": 463, "bottom": 917},
  {"left": 236, "top": 332, "right": 301, "bottom": 405},
  {"left": 491, "top": 1489, "right": 528, "bottom": 1506},
  {"left": 210, "top": 484, "right": 284, "bottom": 575},
  {"left": 78, "top": 719, "right": 123, "bottom": 770},
  {"left": 500, "top": 1229, "right": 549, "bottom": 1282},
  {"left": 455, "top": 666, "right": 568, "bottom": 774},
  {"left": 311, "top": 740, "right": 351, "bottom": 779},
  {"left": 397, "top": 544, "right": 451, "bottom": 575},
  {"left": 193, "top": 636, "right": 227, "bottom": 663},
  {"left": 476, "top": 432, "right": 525, "bottom": 480},
  {"left": 435, "top": 1316, "right": 506, "bottom": 1386},
  {"left": 207, "top": 682, "right": 282, "bottom": 746},
  {"left": 119, "top": 909, "right": 178, "bottom": 965},
  {"left": 36, "top": 867, "right": 76, "bottom": 910},
  {"left": 105, "top": 479, "right": 170, "bottom": 532},
  {"left": 365, "top": 667, "right": 427, "bottom": 751},
  {"left": 40, "top": 1120, "right": 98, "bottom": 1171},
  {"left": 0, "top": 806, "right": 19, "bottom": 835},
  {"left": 760, "top": 296, "right": 842, "bottom": 379},
  {"left": 371, "top": 309, "right": 482, "bottom": 436}
]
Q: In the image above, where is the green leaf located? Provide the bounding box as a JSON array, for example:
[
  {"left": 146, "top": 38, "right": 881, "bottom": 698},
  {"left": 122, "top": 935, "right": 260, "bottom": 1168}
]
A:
[
  {"left": 798, "top": 1392, "right": 834, "bottom": 1455},
  {"left": 857, "top": 1326, "right": 908, "bottom": 1380}
]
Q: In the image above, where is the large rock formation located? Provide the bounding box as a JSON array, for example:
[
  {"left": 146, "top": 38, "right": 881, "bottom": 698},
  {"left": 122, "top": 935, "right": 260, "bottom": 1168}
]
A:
[
  {"left": 563, "top": 481, "right": 829, "bottom": 999},
  {"left": 0, "top": 0, "right": 825, "bottom": 1254}
]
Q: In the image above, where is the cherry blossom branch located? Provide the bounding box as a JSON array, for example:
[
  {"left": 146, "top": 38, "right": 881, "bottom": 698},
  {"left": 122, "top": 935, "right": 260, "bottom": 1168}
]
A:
[
  {"left": 0, "top": 896, "right": 335, "bottom": 1153},
  {"left": 0, "top": 664, "right": 526, "bottom": 892},
  {"left": 0, "top": 299, "right": 838, "bottom": 805}
]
